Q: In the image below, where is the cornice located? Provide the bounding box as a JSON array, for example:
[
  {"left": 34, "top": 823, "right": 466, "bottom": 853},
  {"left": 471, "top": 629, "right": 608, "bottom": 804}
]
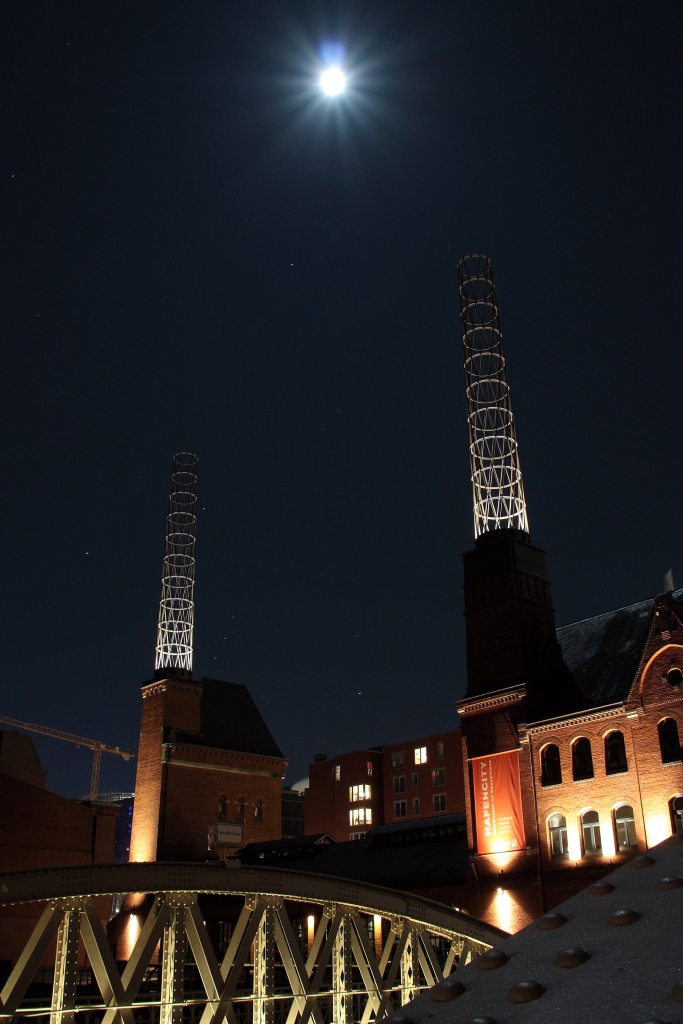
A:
[
  {"left": 527, "top": 703, "right": 625, "bottom": 735},
  {"left": 457, "top": 685, "right": 526, "bottom": 717}
]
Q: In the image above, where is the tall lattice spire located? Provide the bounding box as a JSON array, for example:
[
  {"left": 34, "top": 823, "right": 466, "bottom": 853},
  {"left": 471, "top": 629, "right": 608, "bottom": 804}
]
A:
[
  {"left": 458, "top": 255, "right": 529, "bottom": 538},
  {"left": 155, "top": 452, "right": 199, "bottom": 676}
]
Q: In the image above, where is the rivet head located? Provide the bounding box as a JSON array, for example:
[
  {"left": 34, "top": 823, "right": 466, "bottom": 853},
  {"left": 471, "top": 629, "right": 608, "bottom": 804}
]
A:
[
  {"left": 537, "top": 912, "right": 567, "bottom": 930},
  {"left": 667, "top": 833, "right": 683, "bottom": 845},
  {"left": 555, "top": 947, "right": 590, "bottom": 968},
  {"left": 672, "top": 982, "right": 683, "bottom": 1003},
  {"left": 631, "top": 855, "right": 656, "bottom": 869},
  {"left": 587, "top": 881, "right": 615, "bottom": 895},
  {"left": 507, "top": 980, "right": 545, "bottom": 1003},
  {"left": 657, "top": 876, "right": 683, "bottom": 890},
  {"left": 476, "top": 950, "right": 509, "bottom": 970},
  {"left": 609, "top": 909, "right": 640, "bottom": 926},
  {"left": 430, "top": 980, "right": 465, "bottom": 1001}
]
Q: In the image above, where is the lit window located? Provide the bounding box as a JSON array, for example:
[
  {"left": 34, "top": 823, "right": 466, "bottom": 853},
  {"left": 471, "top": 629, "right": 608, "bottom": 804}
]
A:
[
  {"left": 614, "top": 805, "right": 636, "bottom": 849},
  {"left": 254, "top": 799, "right": 263, "bottom": 822},
  {"left": 394, "top": 801, "right": 407, "bottom": 819},
  {"left": 670, "top": 796, "right": 683, "bottom": 833},
  {"left": 393, "top": 776, "right": 406, "bottom": 794},
  {"left": 548, "top": 814, "right": 568, "bottom": 856},
  {"left": 415, "top": 747, "right": 427, "bottom": 765},
  {"left": 605, "top": 732, "right": 628, "bottom": 775},
  {"left": 541, "top": 744, "right": 562, "bottom": 786},
  {"left": 433, "top": 794, "right": 447, "bottom": 813},
  {"left": 659, "top": 718, "right": 681, "bottom": 764},
  {"left": 349, "top": 807, "right": 372, "bottom": 826},
  {"left": 367, "top": 761, "right": 373, "bottom": 776},
  {"left": 392, "top": 751, "right": 405, "bottom": 769},
  {"left": 581, "top": 809, "right": 601, "bottom": 853},
  {"left": 412, "top": 797, "right": 420, "bottom": 816},
  {"left": 431, "top": 768, "right": 445, "bottom": 787},
  {"left": 411, "top": 773, "right": 419, "bottom": 790},
  {"left": 333, "top": 765, "right": 341, "bottom": 782},
  {"left": 436, "top": 742, "right": 444, "bottom": 761},
  {"left": 572, "top": 738, "right": 594, "bottom": 781},
  {"left": 349, "top": 785, "right": 371, "bottom": 802}
]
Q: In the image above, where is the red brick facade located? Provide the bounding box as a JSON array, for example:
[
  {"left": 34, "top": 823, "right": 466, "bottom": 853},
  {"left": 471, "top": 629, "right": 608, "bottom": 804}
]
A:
[
  {"left": 129, "top": 676, "right": 288, "bottom": 863},
  {"left": 304, "top": 732, "right": 465, "bottom": 842},
  {"left": 458, "top": 536, "right": 683, "bottom": 934}
]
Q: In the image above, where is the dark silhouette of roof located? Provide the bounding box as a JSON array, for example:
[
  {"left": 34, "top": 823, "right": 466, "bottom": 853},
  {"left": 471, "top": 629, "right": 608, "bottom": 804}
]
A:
[
  {"left": 240, "top": 814, "right": 469, "bottom": 890},
  {"left": 401, "top": 833, "right": 683, "bottom": 1024},
  {"left": 169, "top": 677, "right": 284, "bottom": 759},
  {"left": 556, "top": 597, "right": 655, "bottom": 708}
]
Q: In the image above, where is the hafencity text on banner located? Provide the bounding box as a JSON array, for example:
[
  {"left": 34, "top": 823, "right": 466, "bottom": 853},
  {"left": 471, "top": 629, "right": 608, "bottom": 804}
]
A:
[{"left": 471, "top": 750, "right": 526, "bottom": 855}]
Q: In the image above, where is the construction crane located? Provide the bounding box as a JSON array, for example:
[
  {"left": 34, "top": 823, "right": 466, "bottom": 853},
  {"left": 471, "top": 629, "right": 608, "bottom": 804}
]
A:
[{"left": 0, "top": 715, "right": 135, "bottom": 802}]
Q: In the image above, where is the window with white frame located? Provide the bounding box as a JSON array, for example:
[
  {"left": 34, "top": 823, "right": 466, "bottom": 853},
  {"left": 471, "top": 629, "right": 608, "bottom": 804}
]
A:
[
  {"left": 548, "top": 814, "right": 568, "bottom": 857},
  {"left": 392, "top": 751, "right": 405, "bottom": 769},
  {"left": 349, "top": 785, "right": 371, "bottom": 802},
  {"left": 350, "top": 832, "right": 366, "bottom": 840},
  {"left": 415, "top": 747, "right": 427, "bottom": 765},
  {"left": 333, "top": 765, "right": 341, "bottom": 782},
  {"left": 394, "top": 800, "right": 407, "bottom": 819},
  {"left": 432, "top": 768, "right": 445, "bottom": 787},
  {"left": 393, "top": 776, "right": 406, "bottom": 794},
  {"left": 614, "top": 805, "right": 637, "bottom": 849},
  {"left": 412, "top": 797, "right": 420, "bottom": 816},
  {"left": 581, "top": 809, "right": 601, "bottom": 853},
  {"left": 411, "top": 772, "right": 419, "bottom": 790},
  {"left": 349, "top": 807, "right": 372, "bottom": 827},
  {"left": 433, "top": 793, "right": 447, "bottom": 813}
]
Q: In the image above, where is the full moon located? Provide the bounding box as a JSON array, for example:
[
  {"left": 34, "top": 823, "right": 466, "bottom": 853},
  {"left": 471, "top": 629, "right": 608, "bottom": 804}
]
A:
[{"left": 320, "top": 66, "right": 346, "bottom": 96}]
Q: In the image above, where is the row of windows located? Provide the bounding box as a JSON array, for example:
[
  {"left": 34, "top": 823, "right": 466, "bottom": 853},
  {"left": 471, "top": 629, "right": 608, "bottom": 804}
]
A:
[
  {"left": 392, "top": 742, "right": 445, "bottom": 770},
  {"left": 541, "top": 720, "right": 682, "bottom": 786},
  {"left": 349, "top": 807, "right": 372, "bottom": 826},
  {"left": 393, "top": 768, "right": 446, "bottom": 792},
  {"left": 549, "top": 798, "right": 683, "bottom": 857},
  {"left": 332, "top": 760, "right": 374, "bottom": 783},
  {"left": 217, "top": 796, "right": 263, "bottom": 821},
  {"left": 394, "top": 794, "right": 447, "bottom": 818}
]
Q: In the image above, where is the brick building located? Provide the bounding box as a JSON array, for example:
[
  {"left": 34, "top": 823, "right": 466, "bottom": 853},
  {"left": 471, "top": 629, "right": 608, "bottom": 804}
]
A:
[
  {"left": 0, "top": 732, "right": 117, "bottom": 972},
  {"left": 305, "top": 731, "right": 465, "bottom": 841},
  {"left": 305, "top": 747, "right": 384, "bottom": 841},
  {"left": 129, "top": 673, "right": 288, "bottom": 863}
]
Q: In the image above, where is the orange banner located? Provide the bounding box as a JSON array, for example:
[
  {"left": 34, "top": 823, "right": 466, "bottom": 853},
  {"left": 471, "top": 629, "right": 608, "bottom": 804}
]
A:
[{"left": 472, "top": 750, "right": 525, "bottom": 855}]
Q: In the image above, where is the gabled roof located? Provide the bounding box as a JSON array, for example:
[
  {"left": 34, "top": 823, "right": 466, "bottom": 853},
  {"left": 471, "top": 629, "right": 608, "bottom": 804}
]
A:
[
  {"left": 556, "top": 597, "right": 654, "bottom": 708},
  {"left": 169, "top": 677, "right": 285, "bottom": 759},
  {"left": 401, "top": 833, "right": 683, "bottom": 1024}
]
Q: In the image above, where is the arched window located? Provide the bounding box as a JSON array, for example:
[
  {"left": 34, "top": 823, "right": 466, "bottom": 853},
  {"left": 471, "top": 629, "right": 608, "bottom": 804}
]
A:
[
  {"left": 254, "top": 799, "right": 263, "bottom": 821},
  {"left": 659, "top": 718, "right": 682, "bottom": 764},
  {"left": 236, "top": 797, "right": 245, "bottom": 820},
  {"left": 614, "top": 805, "right": 637, "bottom": 849},
  {"left": 541, "top": 745, "right": 562, "bottom": 786},
  {"left": 605, "top": 731, "right": 628, "bottom": 775},
  {"left": 581, "top": 809, "right": 601, "bottom": 853},
  {"left": 667, "top": 668, "right": 683, "bottom": 690},
  {"left": 573, "top": 738, "right": 594, "bottom": 781},
  {"left": 217, "top": 794, "right": 227, "bottom": 817},
  {"left": 548, "top": 814, "right": 568, "bottom": 857},
  {"left": 670, "top": 796, "right": 683, "bottom": 834}
]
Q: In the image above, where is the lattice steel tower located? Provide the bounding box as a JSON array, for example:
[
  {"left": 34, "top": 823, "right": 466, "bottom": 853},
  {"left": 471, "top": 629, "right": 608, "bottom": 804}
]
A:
[
  {"left": 155, "top": 453, "right": 199, "bottom": 677},
  {"left": 458, "top": 254, "right": 529, "bottom": 538}
]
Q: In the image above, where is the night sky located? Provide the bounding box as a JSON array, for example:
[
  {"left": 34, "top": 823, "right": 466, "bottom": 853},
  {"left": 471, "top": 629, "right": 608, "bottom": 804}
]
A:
[{"left": 3, "top": 2, "right": 683, "bottom": 799}]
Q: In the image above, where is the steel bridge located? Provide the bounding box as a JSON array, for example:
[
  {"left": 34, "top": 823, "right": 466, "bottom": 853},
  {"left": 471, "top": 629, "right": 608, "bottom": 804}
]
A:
[{"left": 0, "top": 862, "right": 505, "bottom": 1024}]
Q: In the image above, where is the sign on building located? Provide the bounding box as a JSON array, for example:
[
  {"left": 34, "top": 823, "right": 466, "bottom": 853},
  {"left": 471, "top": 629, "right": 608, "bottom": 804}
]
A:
[
  {"left": 208, "top": 821, "right": 244, "bottom": 848},
  {"left": 471, "top": 750, "right": 525, "bottom": 855}
]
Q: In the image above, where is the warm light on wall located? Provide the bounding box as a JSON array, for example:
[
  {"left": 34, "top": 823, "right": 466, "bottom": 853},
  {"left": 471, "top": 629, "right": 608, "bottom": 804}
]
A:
[
  {"left": 373, "top": 915, "right": 383, "bottom": 960},
  {"left": 567, "top": 825, "right": 582, "bottom": 862},
  {"left": 601, "top": 827, "right": 616, "bottom": 859},
  {"left": 492, "top": 888, "right": 515, "bottom": 934},
  {"left": 645, "top": 813, "right": 672, "bottom": 848},
  {"left": 307, "top": 915, "right": 315, "bottom": 953}
]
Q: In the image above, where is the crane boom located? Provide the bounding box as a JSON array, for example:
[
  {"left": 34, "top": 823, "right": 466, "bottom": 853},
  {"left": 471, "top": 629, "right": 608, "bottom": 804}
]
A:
[{"left": 0, "top": 714, "right": 135, "bottom": 802}]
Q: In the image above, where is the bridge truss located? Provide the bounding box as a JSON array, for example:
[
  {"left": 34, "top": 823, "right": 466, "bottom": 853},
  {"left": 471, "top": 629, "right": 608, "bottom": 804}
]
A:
[{"left": 0, "top": 863, "right": 504, "bottom": 1024}]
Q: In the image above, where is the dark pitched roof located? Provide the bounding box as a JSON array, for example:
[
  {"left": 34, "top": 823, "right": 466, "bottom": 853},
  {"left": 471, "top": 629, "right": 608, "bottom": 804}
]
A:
[
  {"left": 367, "top": 813, "right": 465, "bottom": 837},
  {"left": 241, "top": 834, "right": 335, "bottom": 855},
  {"left": 170, "top": 678, "right": 285, "bottom": 759},
  {"left": 401, "top": 833, "right": 683, "bottom": 1024},
  {"left": 555, "top": 597, "right": 654, "bottom": 708},
  {"left": 240, "top": 819, "right": 469, "bottom": 890}
]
